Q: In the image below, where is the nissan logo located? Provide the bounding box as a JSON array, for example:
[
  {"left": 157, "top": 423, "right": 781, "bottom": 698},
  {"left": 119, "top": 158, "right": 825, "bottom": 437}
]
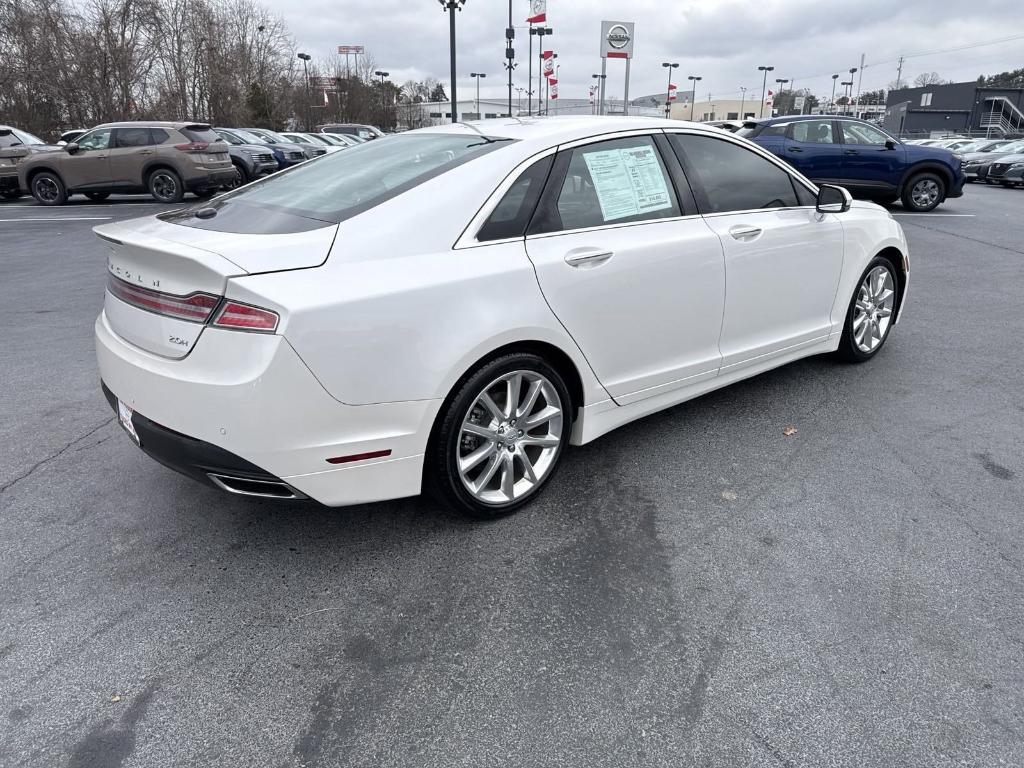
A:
[{"left": 607, "top": 24, "right": 630, "bottom": 49}]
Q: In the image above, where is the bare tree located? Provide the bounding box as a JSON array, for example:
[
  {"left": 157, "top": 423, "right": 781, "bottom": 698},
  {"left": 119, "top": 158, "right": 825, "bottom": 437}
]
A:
[{"left": 913, "top": 72, "right": 947, "bottom": 87}]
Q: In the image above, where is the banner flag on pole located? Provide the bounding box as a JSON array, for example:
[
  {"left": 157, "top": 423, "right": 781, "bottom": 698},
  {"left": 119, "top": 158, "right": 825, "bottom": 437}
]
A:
[
  {"left": 541, "top": 50, "right": 554, "bottom": 60},
  {"left": 550, "top": 84, "right": 558, "bottom": 99},
  {"left": 547, "top": 77, "right": 558, "bottom": 86},
  {"left": 526, "top": 0, "right": 546, "bottom": 24},
  {"left": 543, "top": 58, "right": 554, "bottom": 76}
]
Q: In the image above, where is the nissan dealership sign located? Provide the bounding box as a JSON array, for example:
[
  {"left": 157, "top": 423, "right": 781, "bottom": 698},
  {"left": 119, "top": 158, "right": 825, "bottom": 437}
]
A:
[{"left": 600, "top": 20, "right": 635, "bottom": 59}]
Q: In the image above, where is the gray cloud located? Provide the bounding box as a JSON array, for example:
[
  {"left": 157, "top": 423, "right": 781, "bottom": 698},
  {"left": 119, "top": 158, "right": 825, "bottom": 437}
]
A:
[{"left": 274, "top": 0, "right": 1024, "bottom": 103}]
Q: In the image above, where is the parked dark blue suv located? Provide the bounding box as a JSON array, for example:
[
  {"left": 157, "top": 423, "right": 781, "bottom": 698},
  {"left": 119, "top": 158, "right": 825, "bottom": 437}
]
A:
[{"left": 738, "top": 116, "right": 966, "bottom": 212}]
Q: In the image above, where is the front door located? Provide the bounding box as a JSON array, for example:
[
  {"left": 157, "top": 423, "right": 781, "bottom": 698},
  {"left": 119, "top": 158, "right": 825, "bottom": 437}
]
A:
[
  {"left": 524, "top": 134, "right": 726, "bottom": 405},
  {"left": 837, "top": 121, "right": 906, "bottom": 196},
  {"left": 781, "top": 118, "right": 845, "bottom": 184},
  {"left": 60, "top": 127, "right": 113, "bottom": 189},
  {"left": 669, "top": 132, "right": 844, "bottom": 369}
]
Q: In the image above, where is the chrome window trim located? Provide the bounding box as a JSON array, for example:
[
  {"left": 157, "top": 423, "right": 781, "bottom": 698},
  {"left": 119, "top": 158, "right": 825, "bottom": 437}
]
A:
[{"left": 524, "top": 212, "right": 705, "bottom": 242}]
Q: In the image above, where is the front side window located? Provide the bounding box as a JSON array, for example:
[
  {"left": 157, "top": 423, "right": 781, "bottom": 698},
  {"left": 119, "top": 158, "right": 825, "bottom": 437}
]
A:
[
  {"left": 841, "top": 122, "right": 893, "bottom": 146},
  {"left": 535, "top": 136, "right": 680, "bottom": 234},
  {"left": 670, "top": 134, "right": 799, "bottom": 214},
  {"left": 792, "top": 119, "right": 835, "bottom": 144},
  {"left": 77, "top": 128, "right": 112, "bottom": 151}
]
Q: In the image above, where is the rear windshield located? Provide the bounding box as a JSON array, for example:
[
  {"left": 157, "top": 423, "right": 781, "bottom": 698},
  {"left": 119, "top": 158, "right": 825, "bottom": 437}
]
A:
[
  {"left": 0, "top": 127, "right": 45, "bottom": 146},
  {"left": 735, "top": 122, "right": 761, "bottom": 138},
  {"left": 181, "top": 125, "right": 220, "bottom": 143},
  {"left": 167, "top": 132, "right": 515, "bottom": 232},
  {"left": 229, "top": 129, "right": 268, "bottom": 145}
]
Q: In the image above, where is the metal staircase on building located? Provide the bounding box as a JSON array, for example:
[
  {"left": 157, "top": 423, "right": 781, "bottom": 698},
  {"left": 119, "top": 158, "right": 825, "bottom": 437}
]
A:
[{"left": 980, "top": 96, "right": 1024, "bottom": 135}]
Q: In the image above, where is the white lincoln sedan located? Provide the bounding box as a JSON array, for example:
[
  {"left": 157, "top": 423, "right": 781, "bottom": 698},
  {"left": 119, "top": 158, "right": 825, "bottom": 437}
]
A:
[{"left": 95, "top": 116, "right": 909, "bottom": 518}]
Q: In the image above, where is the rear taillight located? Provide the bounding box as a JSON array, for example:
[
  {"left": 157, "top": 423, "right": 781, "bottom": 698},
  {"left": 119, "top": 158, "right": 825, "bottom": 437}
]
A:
[
  {"left": 107, "top": 275, "right": 218, "bottom": 322},
  {"left": 212, "top": 301, "right": 279, "bottom": 332},
  {"left": 174, "top": 142, "right": 210, "bottom": 152}
]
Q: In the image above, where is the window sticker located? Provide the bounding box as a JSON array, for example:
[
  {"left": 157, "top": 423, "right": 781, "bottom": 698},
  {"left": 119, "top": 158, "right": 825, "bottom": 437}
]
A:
[{"left": 582, "top": 145, "right": 673, "bottom": 222}]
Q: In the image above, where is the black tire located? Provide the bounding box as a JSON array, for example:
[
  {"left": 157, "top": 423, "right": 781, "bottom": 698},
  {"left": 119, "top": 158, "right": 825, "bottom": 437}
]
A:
[
  {"left": 836, "top": 255, "right": 899, "bottom": 363},
  {"left": 84, "top": 191, "right": 110, "bottom": 202},
  {"left": 426, "top": 352, "right": 573, "bottom": 519},
  {"left": 900, "top": 172, "right": 945, "bottom": 212},
  {"left": 227, "top": 161, "right": 249, "bottom": 189},
  {"left": 0, "top": 190, "right": 23, "bottom": 200},
  {"left": 147, "top": 168, "right": 184, "bottom": 203},
  {"left": 30, "top": 171, "right": 67, "bottom": 206}
]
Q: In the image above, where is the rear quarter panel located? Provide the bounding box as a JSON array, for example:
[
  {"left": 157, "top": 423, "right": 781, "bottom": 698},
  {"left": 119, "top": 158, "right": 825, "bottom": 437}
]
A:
[{"left": 224, "top": 153, "right": 608, "bottom": 408}]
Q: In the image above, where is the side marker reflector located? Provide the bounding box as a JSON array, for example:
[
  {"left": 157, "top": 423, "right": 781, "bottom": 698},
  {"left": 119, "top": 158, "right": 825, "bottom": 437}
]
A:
[{"left": 326, "top": 449, "right": 392, "bottom": 465}]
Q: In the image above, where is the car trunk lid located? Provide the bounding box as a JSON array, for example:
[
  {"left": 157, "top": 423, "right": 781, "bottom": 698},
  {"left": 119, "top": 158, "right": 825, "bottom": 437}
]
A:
[{"left": 95, "top": 215, "right": 337, "bottom": 359}]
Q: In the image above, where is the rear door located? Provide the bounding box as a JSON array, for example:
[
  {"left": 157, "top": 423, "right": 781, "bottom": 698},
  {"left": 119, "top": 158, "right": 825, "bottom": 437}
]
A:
[
  {"left": 108, "top": 127, "right": 157, "bottom": 187},
  {"left": 781, "top": 118, "right": 844, "bottom": 184},
  {"left": 61, "top": 127, "right": 113, "bottom": 188},
  {"left": 669, "top": 132, "right": 844, "bottom": 369},
  {"left": 837, "top": 120, "right": 905, "bottom": 195},
  {"left": 523, "top": 133, "right": 726, "bottom": 405}
]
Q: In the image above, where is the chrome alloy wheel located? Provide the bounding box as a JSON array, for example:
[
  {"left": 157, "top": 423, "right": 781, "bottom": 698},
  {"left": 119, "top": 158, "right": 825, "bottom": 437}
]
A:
[
  {"left": 34, "top": 176, "right": 59, "bottom": 202},
  {"left": 457, "top": 370, "right": 564, "bottom": 506},
  {"left": 911, "top": 178, "right": 940, "bottom": 209},
  {"left": 151, "top": 171, "right": 178, "bottom": 200},
  {"left": 853, "top": 266, "right": 895, "bottom": 353}
]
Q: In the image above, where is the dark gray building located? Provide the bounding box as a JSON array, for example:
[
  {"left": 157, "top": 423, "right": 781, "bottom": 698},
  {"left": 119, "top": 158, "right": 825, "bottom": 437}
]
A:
[{"left": 884, "top": 80, "right": 1024, "bottom": 137}]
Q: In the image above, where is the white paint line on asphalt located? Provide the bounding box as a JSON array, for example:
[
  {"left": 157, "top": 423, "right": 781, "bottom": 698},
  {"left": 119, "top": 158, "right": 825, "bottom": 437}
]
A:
[
  {"left": 0, "top": 216, "right": 113, "bottom": 222},
  {"left": 891, "top": 213, "right": 976, "bottom": 217}
]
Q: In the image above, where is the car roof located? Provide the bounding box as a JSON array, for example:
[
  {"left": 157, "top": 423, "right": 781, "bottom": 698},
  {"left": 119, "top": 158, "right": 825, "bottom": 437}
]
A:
[
  {"left": 403, "top": 115, "right": 718, "bottom": 147},
  {"left": 93, "top": 121, "right": 207, "bottom": 129}
]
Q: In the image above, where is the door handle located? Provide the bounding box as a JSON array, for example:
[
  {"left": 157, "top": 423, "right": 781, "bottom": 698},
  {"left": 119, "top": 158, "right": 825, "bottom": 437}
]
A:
[
  {"left": 844, "top": 149, "right": 859, "bottom": 155},
  {"left": 729, "top": 225, "right": 762, "bottom": 241},
  {"left": 787, "top": 147, "right": 803, "bottom": 153},
  {"left": 139, "top": 150, "right": 155, "bottom": 155},
  {"left": 564, "top": 249, "right": 613, "bottom": 268}
]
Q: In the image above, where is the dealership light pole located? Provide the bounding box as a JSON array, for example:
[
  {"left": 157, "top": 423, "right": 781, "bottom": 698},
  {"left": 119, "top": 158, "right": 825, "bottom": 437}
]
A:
[
  {"left": 438, "top": 0, "right": 467, "bottom": 123},
  {"left": 758, "top": 65, "right": 774, "bottom": 118},
  {"left": 374, "top": 70, "right": 389, "bottom": 128},
  {"left": 297, "top": 52, "right": 312, "bottom": 131},
  {"left": 592, "top": 73, "right": 606, "bottom": 115},
  {"left": 662, "top": 62, "right": 679, "bottom": 119},
  {"left": 688, "top": 75, "right": 702, "bottom": 121},
  {"left": 830, "top": 74, "right": 839, "bottom": 114},
  {"left": 505, "top": 0, "right": 514, "bottom": 117},
  {"left": 739, "top": 86, "right": 747, "bottom": 119},
  {"left": 848, "top": 66, "right": 859, "bottom": 119},
  {"left": 840, "top": 81, "right": 853, "bottom": 116},
  {"left": 775, "top": 78, "right": 789, "bottom": 115},
  {"left": 470, "top": 72, "right": 486, "bottom": 118}
]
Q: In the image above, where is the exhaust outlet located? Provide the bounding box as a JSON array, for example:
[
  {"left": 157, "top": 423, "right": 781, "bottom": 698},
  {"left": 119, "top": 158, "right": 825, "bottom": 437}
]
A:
[{"left": 207, "top": 473, "right": 306, "bottom": 500}]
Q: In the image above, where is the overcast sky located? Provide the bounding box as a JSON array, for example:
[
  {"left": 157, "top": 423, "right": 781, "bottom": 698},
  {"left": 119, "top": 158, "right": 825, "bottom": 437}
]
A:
[{"left": 277, "top": 0, "right": 1024, "bottom": 104}]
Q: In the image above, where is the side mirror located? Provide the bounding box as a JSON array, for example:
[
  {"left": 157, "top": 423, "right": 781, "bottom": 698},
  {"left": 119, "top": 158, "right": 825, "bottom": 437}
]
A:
[
  {"left": 885, "top": 139, "right": 897, "bottom": 150},
  {"left": 816, "top": 184, "right": 852, "bottom": 214},
  {"left": 65, "top": 142, "right": 80, "bottom": 154}
]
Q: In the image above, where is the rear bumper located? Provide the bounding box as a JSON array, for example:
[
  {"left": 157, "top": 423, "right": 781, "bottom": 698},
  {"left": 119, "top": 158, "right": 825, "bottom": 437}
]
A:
[
  {"left": 95, "top": 310, "right": 438, "bottom": 506},
  {"left": 101, "top": 381, "right": 306, "bottom": 498},
  {"left": 185, "top": 169, "right": 237, "bottom": 192}
]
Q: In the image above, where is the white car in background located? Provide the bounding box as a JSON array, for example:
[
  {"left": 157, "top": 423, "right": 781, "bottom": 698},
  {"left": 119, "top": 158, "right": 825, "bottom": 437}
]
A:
[
  {"left": 94, "top": 116, "right": 909, "bottom": 518},
  {"left": 279, "top": 132, "right": 346, "bottom": 154}
]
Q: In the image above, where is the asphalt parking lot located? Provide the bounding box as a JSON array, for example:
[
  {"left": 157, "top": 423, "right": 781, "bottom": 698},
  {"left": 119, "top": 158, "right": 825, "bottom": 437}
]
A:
[{"left": 2, "top": 186, "right": 1022, "bottom": 767}]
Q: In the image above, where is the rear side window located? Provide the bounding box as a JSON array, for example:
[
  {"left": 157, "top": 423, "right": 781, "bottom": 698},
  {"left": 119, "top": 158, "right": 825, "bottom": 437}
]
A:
[
  {"left": 532, "top": 136, "right": 680, "bottom": 234},
  {"left": 171, "top": 133, "right": 515, "bottom": 228},
  {"left": 759, "top": 124, "right": 789, "bottom": 138},
  {"left": 150, "top": 128, "right": 169, "bottom": 144},
  {"left": 1, "top": 128, "right": 44, "bottom": 146},
  {"left": 115, "top": 127, "right": 152, "bottom": 148},
  {"left": 477, "top": 155, "right": 553, "bottom": 242},
  {"left": 791, "top": 120, "right": 835, "bottom": 144},
  {"left": 180, "top": 125, "right": 220, "bottom": 143},
  {"left": 670, "top": 134, "right": 799, "bottom": 213}
]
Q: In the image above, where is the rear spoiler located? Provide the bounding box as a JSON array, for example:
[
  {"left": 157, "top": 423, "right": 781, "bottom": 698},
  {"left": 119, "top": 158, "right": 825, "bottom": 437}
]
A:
[
  {"left": 0, "top": 128, "right": 11, "bottom": 136},
  {"left": 183, "top": 124, "right": 212, "bottom": 132}
]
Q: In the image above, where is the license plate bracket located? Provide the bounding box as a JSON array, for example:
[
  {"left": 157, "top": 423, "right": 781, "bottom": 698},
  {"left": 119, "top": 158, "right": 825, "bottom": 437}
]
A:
[{"left": 117, "top": 399, "right": 141, "bottom": 447}]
